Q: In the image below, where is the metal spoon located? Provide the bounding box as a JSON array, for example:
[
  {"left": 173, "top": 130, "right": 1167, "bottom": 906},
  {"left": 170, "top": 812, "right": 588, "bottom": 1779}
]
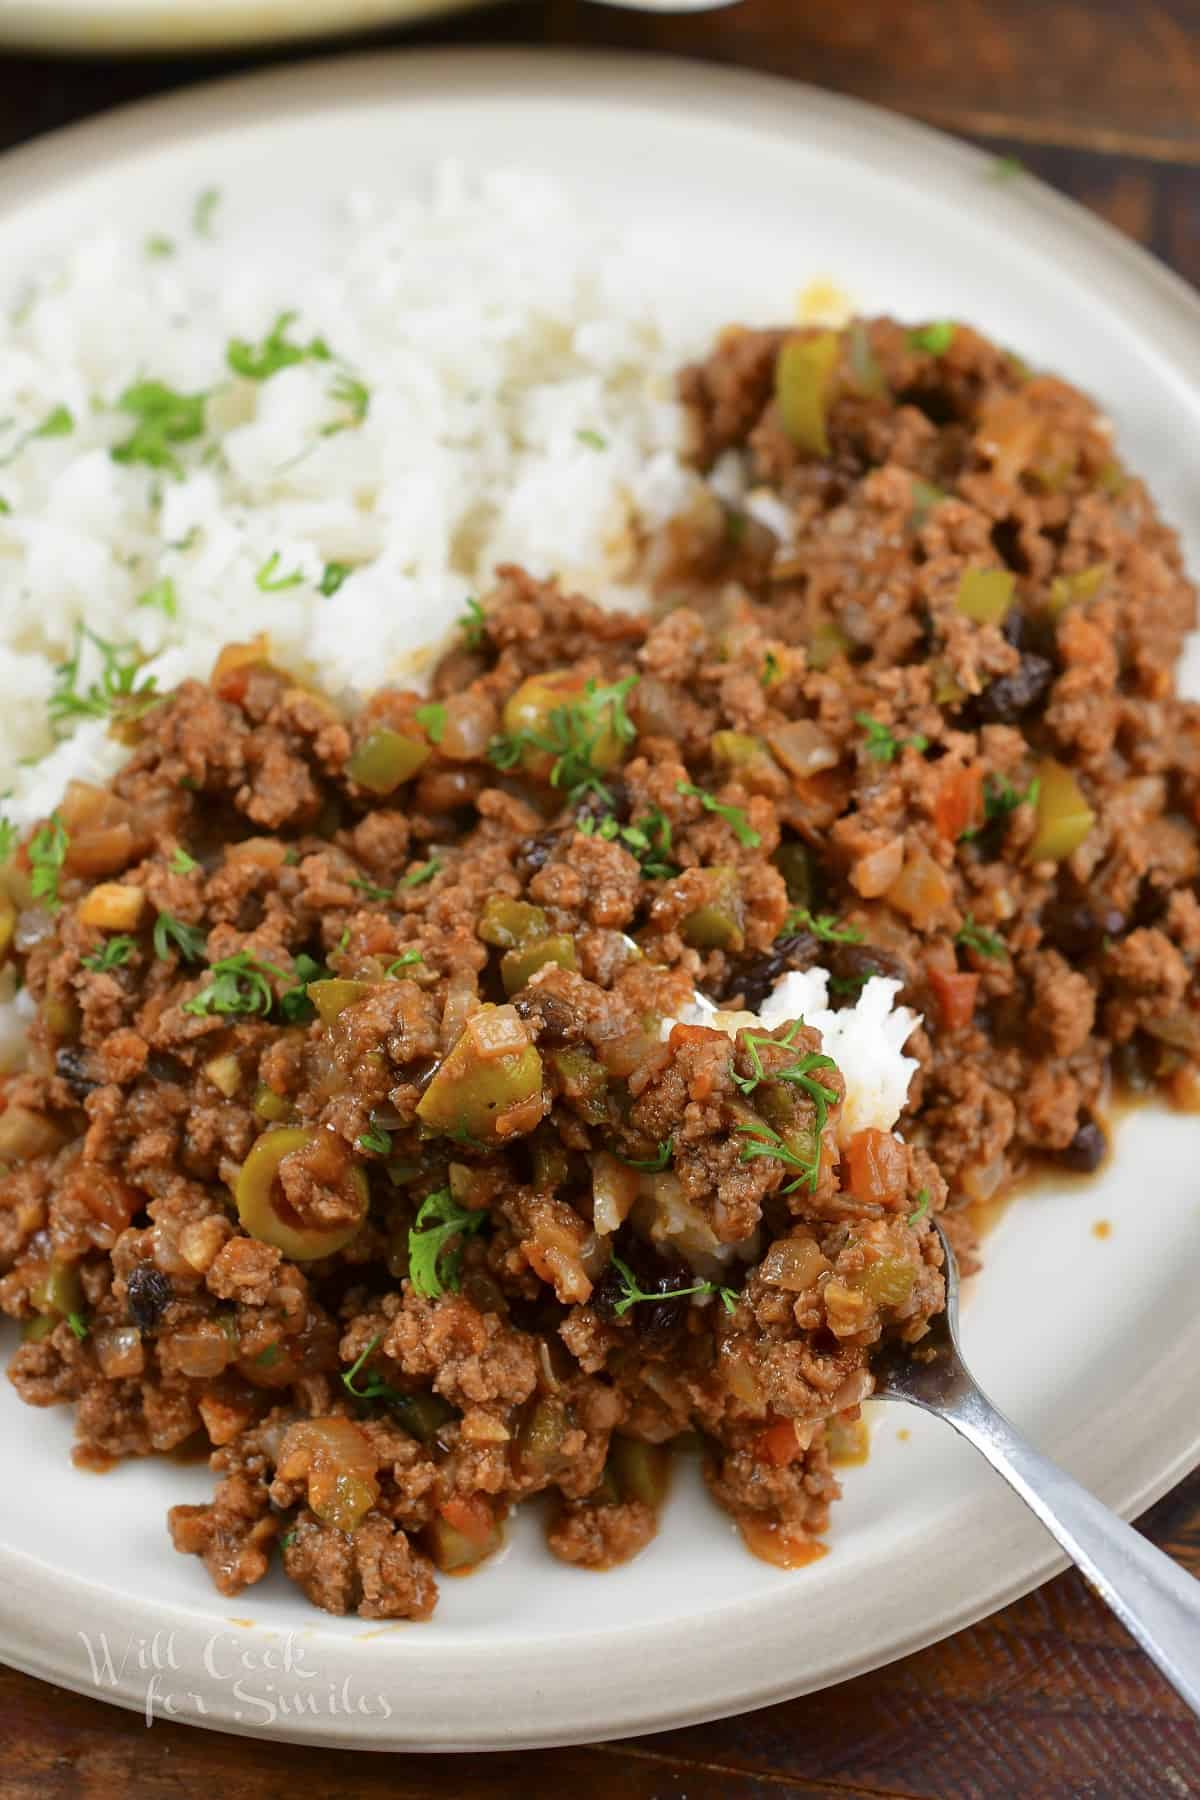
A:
[{"left": 871, "top": 1222, "right": 1200, "bottom": 1716}]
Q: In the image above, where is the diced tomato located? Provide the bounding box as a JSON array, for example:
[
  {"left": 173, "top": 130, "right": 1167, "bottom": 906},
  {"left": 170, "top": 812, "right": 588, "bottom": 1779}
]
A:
[
  {"left": 928, "top": 968, "right": 981, "bottom": 1033},
  {"left": 438, "top": 1494, "right": 495, "bottom": 1547},
  {"left": 755, "top": 1416, "right": 801, "bottom": 1467},
  {"left": 934, "top": 763, "right": 985, "bottom": 842},
  {"left": 844, "top": 1127, "right": 908, "bottom": 1207}
]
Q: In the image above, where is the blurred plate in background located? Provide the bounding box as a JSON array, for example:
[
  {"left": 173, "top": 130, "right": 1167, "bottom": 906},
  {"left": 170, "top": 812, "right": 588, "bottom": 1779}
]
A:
[{"left": 0, "top": 0, "right": 733, "bottom": 56}]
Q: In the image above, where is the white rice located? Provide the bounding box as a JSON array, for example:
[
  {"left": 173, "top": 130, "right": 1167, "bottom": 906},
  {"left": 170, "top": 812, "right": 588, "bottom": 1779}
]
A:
[
  {"left": 0, "top": 162, "right": 716, "bottom": 829},
  {"left": 667, "top": 970, "right": 921, "bottom": 1144}
]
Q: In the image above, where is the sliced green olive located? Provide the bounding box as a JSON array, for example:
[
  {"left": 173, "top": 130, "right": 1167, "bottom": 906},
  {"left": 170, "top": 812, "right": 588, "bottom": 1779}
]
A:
[
  {"left": 1048, "top": 561, "right": 1110, "bottom": 617},
  {"left": 956, "top": 567, "right": 1015, "bottom": 625},
  {"left": 1027, "top": 758, "right": 1095, "bottom": 863},
  {"left": 775, "top": 332, "right": 839, "bottom": 457},
  {"left": 773, "top": 840, "right": 816, "bottom": 909},
  {"left": 500, "top": 934, "right": 576, "bottom": 995},
  {"left": 806, "top": 620, "right": 852, "bottom": 671},
  {"left": 21, "top": 1312, "right": 58, "bottom": 1343},
  {"left": 307, "top": 978, "right": 372, "bottom": 1026},
  {"left": 415, "top": 1005, "right": 544, "bottom": 1142},
  {"left": 235, "top": 1127, "right": 369, "bottom": 1261},
  {"left": 712, "top": 731, "right": 768, "bottom": 771},
  {"left": 681, "top": 867, "right": 744, "bottom": 952},
  {"left": 346, "top": 727, "right": 430, "bottom": 795},
  {"left": 609, "top": 1436, "right": 671, "bottom": 1508},
  {"left": 853, "top": 1256, "right": 915, "bottom": 1308},
  {"left": 501, "top": 668, "right": 627, "bottom": 782},
  {"left": 549, "top": 1047, "right": 609, "bottom": 1125},
  {"left": 478, "top": 895, "right": 547, "bottom": 949},
  {"left": 390, "top": 1390, "right": 456, "bottom": 1444},
  {"left": 253, "top": 1082, "right": 294, "bottom": 1123},
  {"left": 30, "top": 1258, "right": 84, "bottom": 1321},
  {"left": 514, "top": 1395, "right": 569, "bottom": 1477}
]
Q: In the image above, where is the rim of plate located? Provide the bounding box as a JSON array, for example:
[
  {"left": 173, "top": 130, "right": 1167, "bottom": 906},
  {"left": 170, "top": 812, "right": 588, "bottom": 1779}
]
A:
[{"left": 0, "top": 48, "right": 1198, "bottom": 1752}]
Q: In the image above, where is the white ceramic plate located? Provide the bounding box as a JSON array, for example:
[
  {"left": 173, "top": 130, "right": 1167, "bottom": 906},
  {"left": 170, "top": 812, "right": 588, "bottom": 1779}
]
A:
[
  {"left": 1, "top": 50, "right": 1198, "bottom": 1754},
  {"left": 0, "top": 0, "right": 730, "bottom": 55}
]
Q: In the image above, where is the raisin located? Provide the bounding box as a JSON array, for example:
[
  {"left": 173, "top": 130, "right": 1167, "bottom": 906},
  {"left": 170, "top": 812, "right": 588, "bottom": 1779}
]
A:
[
  {"left": 1056, "top": 1116, "right": 1107, "bottom": 1174},
  {"left": 1040, "top": 899, "right": 1125, "bottom": 960},
  {"left": 825, "top": 941, "right": 908, "bottom": 1006},
  {"left": 592, "top": 1239, "right": 694, "bottom": 1347},
  {"left": 55, "top": 1046, "right": 100, "bottom": 1101},
  {"left": 973, "top": 653, "right": 1054, "bottom": 724},
  {"left": 719, "top": 933, "right": 820, "bottom": 1011},
  {"left": 514, "top": 831, "right": 559, "bottom": 881},
  {"left": 126, "top": 1263, "right": 175, "bottom": 1331}
]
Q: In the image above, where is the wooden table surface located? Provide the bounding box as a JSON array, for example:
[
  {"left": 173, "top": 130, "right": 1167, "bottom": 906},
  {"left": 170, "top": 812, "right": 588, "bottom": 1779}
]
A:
[{"left": 1, "top": 3, "right": 1199, "bottom": 1795}]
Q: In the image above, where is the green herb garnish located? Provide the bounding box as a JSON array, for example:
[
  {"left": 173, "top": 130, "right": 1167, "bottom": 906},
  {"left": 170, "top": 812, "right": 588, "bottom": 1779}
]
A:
[
  {"left": 385, "top": 950, "right": 423, "bottom": 975},
  {"left": 181, "top": 949, "right": 285, "bottom": 1019},
  {"left": 278, "top": 952, "right": 327, "bottom": 1025},
  {"left": 955, "top": 914, "right": 1007, "bottom": 960},
  {"left": 908, "top": 1187, "right": 931, "bottom": 1226},
  {"left": 607, "top": 1255, "right": 736, "bottom": 1318},
  {"left": 81, "top": 935, "right": 135, "bottom": 974},
  {"left": 48, "top": 627, "right": 158, "bottom": 733},
  {"left": 761, "top": 649, "right": 782, "bottom": 688},
  {"left": 227, "top": 311, "right": 331, "bottom": 381},
  {"left": 620, "top": 1136, "right": 673, "bottom": 1173},
  {"left": 341, "top": 1331, "right": 405, "bottom": 1403},
  {"left": 399, "top": 858, "right": 442, "bottom": 889},
  {"left": 578, "top": 806, "right": 678, "bottom": 880},
  {"left": 458, "top": 598, "right": 486, "bottom": 650},
  {"left": 576, "top": 428, "right": 607, "bottom": 451},
  {"left": 349, "top": 874, "right": 394, "bottom": 903},
  {"left": 909, "top": 321, "right": 955, "bottom": 355},
  {"left": 855, "top": 712, "right": 930, "bottom": 763},
  {"left": 987, "top": 155, "right": 1024, "bottom": 182},
  {"left": 255, "top": 1345, "right": 282, "bottom": 1367},
  {"left": 319, "top": 562, "right": 352, "bottom": 597},
  {"left": 415, "top": 702, "right": 446, "bottom": 745},
  {"left": 675, "top": 779, "right": 760, "bottom": 848},
  {"left": 193, "top": 187, "right": 221, "bottom": 236},
  {"left": 136, "top": 577, "right": 178, "bottom": 620},
  {"left": 357, "top": 1123, "right": 393, "bottom": 1156},
  {"left": 66, "top": 1311, "right": 89, "bottom": 1342},
  {"left": 0, "top": 815, "right": 17, "bottom": 863},
  {"left": 321, "top": 371, "right": 370, "bottom": 436},
  {"left": 153, "top": 912, "right": 206, "bottom": 964},
  {"left": 145, "top": 234, "right": 175, "bottom": 258},
  {"left": 255, "top": 552, "right": 304, "bottom": 592},
  {"left": 29, "top": 815, "right": 68, "bottom": 911},
  {"left": 784, "top": 909, "right": 864, "bottom": 945},
  {"left": 169, "top": 846, "right": 198, "bottom": 874},
  {"left": 112, "top": 381, "right": 206, "bottom": 477},
  {"left": 491, "top": 676, "right": 639, "bottom": 806},
  {"left": 963, "top": 773, "right": 1041, "bottom": 838},
  {"left": 407, "top": 1188, "right": 488, "bottom": 1299},
  {"left": 0, "top": 405, "right": 75, "bottom": 469}
]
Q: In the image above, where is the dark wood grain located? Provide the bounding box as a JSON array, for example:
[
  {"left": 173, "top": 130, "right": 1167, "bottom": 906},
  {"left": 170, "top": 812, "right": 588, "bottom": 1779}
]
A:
[{"left": 1, "top": 4, "right": 1199, "bottom": 1795}]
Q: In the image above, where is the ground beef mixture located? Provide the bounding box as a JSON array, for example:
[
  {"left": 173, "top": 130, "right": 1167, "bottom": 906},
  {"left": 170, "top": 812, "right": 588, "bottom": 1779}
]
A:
[{"left": 0, "top": 315, "right": 1196, "bottom": 1619}]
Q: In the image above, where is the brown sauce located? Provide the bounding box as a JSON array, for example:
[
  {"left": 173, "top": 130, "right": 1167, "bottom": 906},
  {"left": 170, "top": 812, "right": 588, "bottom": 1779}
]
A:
[{"left": 739, "top": 1518, "right": 829, "bottom": 1570}]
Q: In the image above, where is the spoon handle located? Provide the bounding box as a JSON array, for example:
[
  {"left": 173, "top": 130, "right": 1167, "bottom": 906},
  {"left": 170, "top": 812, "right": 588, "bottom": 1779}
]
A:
[{"left": 941, "top": 1382, "right": 1200, "bottom": 1716}]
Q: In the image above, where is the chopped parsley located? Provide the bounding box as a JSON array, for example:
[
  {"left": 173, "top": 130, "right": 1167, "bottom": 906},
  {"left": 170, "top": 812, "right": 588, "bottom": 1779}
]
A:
[
  {"left": 415, "top": 702, "right": 446, "bottom": 745},
  {"left": 278, "top": 952, "right": 327, "bottom": 1025},
  {"left": 136, "top": 576, "right": 178, "bottom": 620},
  {"left": 48, "top": 627, "right": 159, "bottom": 734},
  {"left": 153, "top": 912, "right": 207, "bottom": 964},
  {"left": 855, "top": 712, "right": 930, "bottom": 763},
  {"left": 0, "top": 405, "right": 75, "bottom": 468},
  {"left": 407, "top": 1188, "right": 488, "bottom": 1299},
  {"left": 341, "top": 1331, "right": 404, "bottom": 1403},
  {"left": 607, "top": 1255, "right": 736, "bottom": 1318},
  {"left": 357, "top": 1123, "right": 393, "bottom": 1156},
  {"left": 400, "top": 858, "right": 442, "bottom": 889},
  {"left": 112, "top": 381, "right": 206, "bottom": 477},
  {"left": 955, "top": 914, "right": 1008, "bottom": 960},
  {"left": 737, "top": 1117, "right": 822, "bottom": 1194},
  {"left": 974, "top": 773, "right": 1041, "bottom": 832},
  {"left": 0, "top": 815, "right": 17, "bottom": 863},
  {"left": 784, "top": 908, "right": 864, "bottom": 945},
  {"left": 81, "top": 935, "right": 135, "bottom": 974},
  {"left": 0, "top": 497, "right": 9, "bottom": 515},
  {"left": 181, "top": 950, "right": 285, "bottom": 1019},
  {"left": 458, "top": 598, "right": 486, "bottom": 650},
  {"left": 66, "top": 1311, "right": 89, "bottom": 1342},
  {"left": 620, "top": 1136, "right": 673, "bottom": 1173},
  {"left": 491, "top": 676, "right": 639, "bottom": 806},
  {"left": 908, "top": 1187, "right": 931, "bottom": 1227},
  {"left": 319, "top": 561, "right": 352, "bottom": 597},
  {"left": 169, "top": 846, "right": 198, "bottom": 874},
  {"left": 29, "top": 815, "right": 68, "bottom": 911},
  {"left": 145, "top": 234, "right": 175, "bottom": 258},
  {"left": 909, "top": 321, "right": 955, "bottom": 355},
  {"left": 193, "top": 187, "right": 221, "bottom": 236},
  {"left": 732, "top": 1018, "right": 837, "bottom": 1105},
  {"left": 321, "top": 371, "right": 370, "bottom": 436},
  {"left": 255, "top": 552, "right": 304, "bottom": 592},
  {"left": 761, "top": 648, "right": 783, "bottom": 688},
  {"left": 280, "top": 1529, "right": 297, "bottom": 1551},
  {"left": 675, "top": 780, "right": 761, "bottom": 848},
  {"left": 386, "top": 950, "right": 424, "bottom": 975},
  {"left": 254, "top": 1345, "right": 282, "bottom": 1367},
  {"left": 578, "top": 806, "right": 678, "bottom": 880},
  {"left": 349, "top": 874, "right": 394, "bottom": 903},
  {"left": 576, "top": 428, "right": 607, "bottom": 451},
  {"left": 226, "top": 311, "right": 331, "bottom": 381},
  {"left": 988, "top": 155, "right": 1025, "bottom": 182}
]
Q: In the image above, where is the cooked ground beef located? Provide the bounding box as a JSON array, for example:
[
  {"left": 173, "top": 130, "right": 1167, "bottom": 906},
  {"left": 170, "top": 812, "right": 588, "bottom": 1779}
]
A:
[{"left": 1, "top": 314, "right": 1196, "bottom": 1618}]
